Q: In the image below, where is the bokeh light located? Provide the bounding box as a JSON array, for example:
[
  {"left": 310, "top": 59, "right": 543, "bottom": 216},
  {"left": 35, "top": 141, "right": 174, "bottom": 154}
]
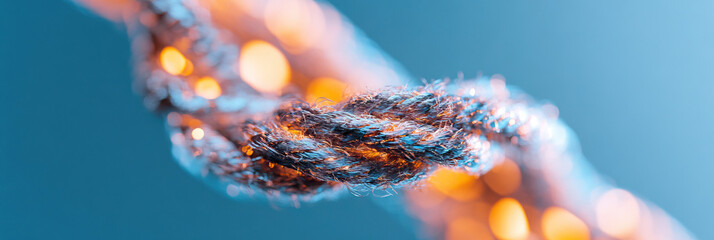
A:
[
  {"left": 483, "top": 159, "right": 521, "bottom": 196},
  {"left": 194, "top": 77, "right": 222, "bottom": 99},
  {"left": 191, "top": 128, "right": 205, "bottom": 140},
  {"left": 542, "top": 207, "right": 590, "bottom": 240},
  {"left": 427, "top": 168, "right": 483, "bottom": 202},
  {"left": 238, "top": 40, "right": 291, "bottom": 93},
  {"left": 264, "top": 0, "right": 325, "bottom": 52},
  {"left": 489, "top": 198, "right": 529, "bottom": 239},
  {"left": 159, "top": 46, "right": 188, "bottom": 75},
  {"left": 596, "top": 189, "right": 640, "bottom": 238},
  {"left": 306, "top": 77, "right": 347, "bottom": 104}
]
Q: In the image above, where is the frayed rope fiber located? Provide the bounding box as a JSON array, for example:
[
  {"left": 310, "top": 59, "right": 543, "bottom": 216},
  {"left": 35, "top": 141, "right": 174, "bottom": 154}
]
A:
[
  {"left": 193, "top": 83, "right": 530, "bottom": 197},
  {"left": 128, "top": 0, "right": 530, "bottom": 198}
]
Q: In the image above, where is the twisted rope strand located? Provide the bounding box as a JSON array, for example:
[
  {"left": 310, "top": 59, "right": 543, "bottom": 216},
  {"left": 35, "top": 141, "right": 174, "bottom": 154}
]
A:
[
  {"left": 169, "top": 82, "right": 522, "bottom": 199},
  {"left": 341, "top": 86, "right": 533, "bottom": 146},
  {"left": 122, "top": 0, "right": 522, "bottom": 200},
  {"left": 75, "top": 0, "right": 696, "bottom": 238},
  {"left": 205, "top": 84, "right": 513, "bottom": 194}
]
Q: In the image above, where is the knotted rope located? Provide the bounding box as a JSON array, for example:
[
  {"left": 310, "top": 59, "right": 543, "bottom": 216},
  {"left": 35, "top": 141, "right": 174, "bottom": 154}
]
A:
[
  {"left": 74, "top": 1, "right": 697, "bottom": 238},
  {"left": 171, "top": 82, "right": 541, "bottom": 200},
  {"left": 114, "top": 0, "right": 540, "bottom": 201}
]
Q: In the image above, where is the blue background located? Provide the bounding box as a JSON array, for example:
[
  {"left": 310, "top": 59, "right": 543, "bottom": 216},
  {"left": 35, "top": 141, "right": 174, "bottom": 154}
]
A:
[{"left": 1, "top": 0, "right": 713, "bottom": 239}]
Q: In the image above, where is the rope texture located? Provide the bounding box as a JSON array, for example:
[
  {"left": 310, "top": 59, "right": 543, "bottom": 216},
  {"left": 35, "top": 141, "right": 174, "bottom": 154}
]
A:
[
  {"left": 77, "top": 1, "right": 698, "bottom": 238},
  {"left": 130, "top": 0, "right": 538, "bottom": 200},
  {"left": 176, "top": 83, "right": 537, "bottom": 199}
]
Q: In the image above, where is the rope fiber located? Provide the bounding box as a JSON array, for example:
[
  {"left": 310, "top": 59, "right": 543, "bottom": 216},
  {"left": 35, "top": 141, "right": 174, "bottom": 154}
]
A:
[
  {"left": 177, "top": 83, "right": 536, "bottom": 198},
  {"left": 121, "top": 0, "right": 536, "bottom": 200}
]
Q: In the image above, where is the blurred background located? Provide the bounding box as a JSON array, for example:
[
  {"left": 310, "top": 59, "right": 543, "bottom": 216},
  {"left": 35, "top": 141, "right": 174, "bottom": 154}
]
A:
[{"left": 1, "top": 0, "right": 713, "bottom": 239}]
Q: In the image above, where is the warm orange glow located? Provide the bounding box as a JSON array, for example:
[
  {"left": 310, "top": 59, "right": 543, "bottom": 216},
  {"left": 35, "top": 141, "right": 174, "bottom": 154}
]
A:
[
  {"left": 194, "top": 77, "right": 222, "bottom": 99},
  {"left": 489, "top": 198, "right": 529, "bottom": 239},
  {"left": 446, "top": 217, "right": 494, "bottom": 240},
  {"left": 427, "top": 168, "right": 482, "bottom": 202},
  {"left": 160, "top": 46, "right": 188, "bottom": 75},
  {"left": 264, "top": 0, "right": 325, "bottom": 52},
  {"left": 542, "top": 207, "right": 590, "bottom": 240},
  {"left": 238, "top": 40, "right": 290, "bottom": 93},
  {"left": 191, "top": 128, "right": 205, "bottom": 140},
  {"left": 181, "top": 59, "right": 194, "bottom": 76},
  {"left": 596, "top": 189, "right": 640, "bottom": 238},
  {"left": 483, "top": 159, "right": 521, "bottom": 196},
  {"left": 184, "top": 116, "right": 203, "bottom": 128},
  {"left": 306, "top": 77, "right": 346, "bottom": 103}
]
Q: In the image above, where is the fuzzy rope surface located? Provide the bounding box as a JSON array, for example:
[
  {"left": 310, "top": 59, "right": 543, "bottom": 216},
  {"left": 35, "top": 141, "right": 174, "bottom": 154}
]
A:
[
  {"left": 169, "top": 82, "right": 541, "bottom": 200},
  {"left": 123, "top": 0, "right": 539, "bottom": 200},
  {"left": 75, "top": 1, "right": 697, "bottom": 238}
]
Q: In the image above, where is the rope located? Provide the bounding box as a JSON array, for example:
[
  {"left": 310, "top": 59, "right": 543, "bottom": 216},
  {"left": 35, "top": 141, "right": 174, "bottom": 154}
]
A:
[
  {"left": 121, "top": 0, "right": 542, "bottom": 201},
  {"left": 171, "top": 81, "right": 545, "bottom": 200},
  {"left": 75, "top": 1, "right": 697, "bottom": 238}
]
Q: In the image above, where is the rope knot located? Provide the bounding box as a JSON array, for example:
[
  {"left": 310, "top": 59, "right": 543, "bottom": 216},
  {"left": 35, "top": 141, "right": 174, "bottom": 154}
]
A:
[{"left": 244, "top": 88, "right": 491, "bottom": 189}]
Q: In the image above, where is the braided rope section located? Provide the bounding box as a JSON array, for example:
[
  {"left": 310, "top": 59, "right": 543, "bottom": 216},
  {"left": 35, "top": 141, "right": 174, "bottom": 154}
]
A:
[
  {"left": 249, "top": 88, "right": 486, "bottom": 186},
  {"left": 168, "top": 81, "right": 545, "bottom": 202},
  {"left": 75, "top": 1, "right": 697, "bottom": 238},
  {"left": 116, "top": 0, "right": 541, "bottom": 202}
]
